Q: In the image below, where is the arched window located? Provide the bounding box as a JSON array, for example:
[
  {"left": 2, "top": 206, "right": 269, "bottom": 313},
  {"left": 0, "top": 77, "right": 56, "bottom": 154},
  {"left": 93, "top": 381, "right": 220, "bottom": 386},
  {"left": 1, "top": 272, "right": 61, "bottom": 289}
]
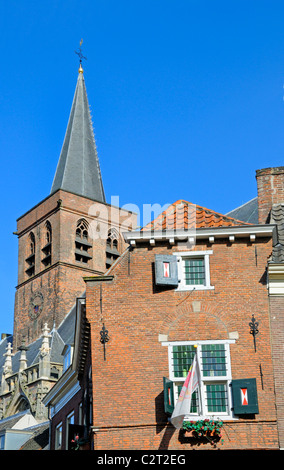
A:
[
  {"left": 106, "top": 228, "right": 120, "bottom": 269},
  {"left": 75, "top": 219, "right": 92, "bottom": 264},
  {"left": 26, "top": 232, "right": 35, "bottom": 277},
  {"left": 46, "top": 221, "right": 52, "bottom": 244},
  {"left": 76, "top": 219, "right": 89, "bottom": 240},
  {"left": 42, "top": 221, "right": 52, "bottom": 267}
]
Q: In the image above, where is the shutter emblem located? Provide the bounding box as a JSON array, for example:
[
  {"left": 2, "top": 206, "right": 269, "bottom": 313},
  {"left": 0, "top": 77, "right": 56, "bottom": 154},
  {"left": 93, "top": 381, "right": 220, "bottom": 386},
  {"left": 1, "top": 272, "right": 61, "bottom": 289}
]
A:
[
  {"left": 163, "top": 262, "right": 170, "bottom": 278},
  {"left": 241, "top": 388, "right": 248, "bottom": 405},
  {"left": 231, "top": 378, "right": 259, "bottom": 414},
  {"left": 155, "top": 255, "right": 178, "bottom": 286},
  {"left": 168, "top": 388, "right": 172, "bottom": 406}
]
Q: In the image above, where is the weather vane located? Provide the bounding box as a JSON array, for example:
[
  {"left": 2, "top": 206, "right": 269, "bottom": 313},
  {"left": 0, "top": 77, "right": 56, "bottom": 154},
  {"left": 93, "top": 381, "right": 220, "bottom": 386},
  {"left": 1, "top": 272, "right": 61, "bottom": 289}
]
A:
[{"left": 75, "top": 39, "right": 87, "bottom": 70}]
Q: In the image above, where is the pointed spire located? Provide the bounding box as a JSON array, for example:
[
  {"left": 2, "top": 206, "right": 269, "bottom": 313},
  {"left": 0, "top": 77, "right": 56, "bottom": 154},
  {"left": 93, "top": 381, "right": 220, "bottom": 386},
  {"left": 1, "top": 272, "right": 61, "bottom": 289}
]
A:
[
  {"left": 40, "top": 323, "right": 50, "bottom": 356},
  {"left": 39, "top": 323, "right": 51, "bottom": 378},
  {"left": 51, "top": 66, "right": 106, "bottom": 203},
  {"left": 3, "top": 342, "right": 13, "bottom": 374},
  {"left": 19, "top": 337, "right": 28, "bottom": 372},
  {"left": 1, "top": 342, "right": 13, "bottom": 392}
]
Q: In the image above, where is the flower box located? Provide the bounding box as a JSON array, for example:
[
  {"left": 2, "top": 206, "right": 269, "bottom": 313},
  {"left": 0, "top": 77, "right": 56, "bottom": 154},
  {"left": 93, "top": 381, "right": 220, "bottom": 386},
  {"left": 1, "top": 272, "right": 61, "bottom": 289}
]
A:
[{"left": 182, "top": 419, "right": 223, "bottom": 438}]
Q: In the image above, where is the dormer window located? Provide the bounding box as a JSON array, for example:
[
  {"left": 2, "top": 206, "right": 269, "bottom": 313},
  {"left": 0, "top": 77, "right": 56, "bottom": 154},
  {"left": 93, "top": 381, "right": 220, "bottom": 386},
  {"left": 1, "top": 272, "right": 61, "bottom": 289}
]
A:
[
  {"left": 25, "top": 232, "right": 35, "bottom": 277},
  {"left": 42, "top": 221, "right": 52, "bottom": 267},
  {"left": 75, "top": 219, "right": 92, "bottom": 264}
]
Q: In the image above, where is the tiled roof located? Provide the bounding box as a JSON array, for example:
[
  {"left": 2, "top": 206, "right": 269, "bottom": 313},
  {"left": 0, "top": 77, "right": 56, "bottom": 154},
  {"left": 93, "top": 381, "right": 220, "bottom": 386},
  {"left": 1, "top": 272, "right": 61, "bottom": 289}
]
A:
[
  {"left": 0, "top": 411, "right": 29, "bottom": 432},
  {"left": 142, "top": 199, "right": 252, "bottom": 232},
  {"left": 271, "top": 204, "right": 284, "bottom": 262},
  {"left": 20, "top": 422, "right": 49, "bottom": 450},
  {"left": 226, "top": 197, "right": 259, "bottom": 224}
]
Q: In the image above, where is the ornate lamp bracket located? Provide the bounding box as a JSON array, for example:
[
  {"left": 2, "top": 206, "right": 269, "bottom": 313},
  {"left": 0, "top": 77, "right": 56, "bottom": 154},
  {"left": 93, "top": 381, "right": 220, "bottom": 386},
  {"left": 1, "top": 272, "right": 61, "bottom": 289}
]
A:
[
  {"left": 249, "top": 314, "right": 259, "bottom": 352},
  {"left": 100, "top": 323, "right": 109, "bottom": 361}
]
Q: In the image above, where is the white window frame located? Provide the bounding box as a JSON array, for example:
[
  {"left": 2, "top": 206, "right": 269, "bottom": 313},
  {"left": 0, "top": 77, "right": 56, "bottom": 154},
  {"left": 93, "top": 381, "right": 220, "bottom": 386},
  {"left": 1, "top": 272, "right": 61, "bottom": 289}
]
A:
[
  {"left": 63, "top": 345, "right": 73, "bottom": 372},
  {"left": 164, "top": 340, "right": 235, "bottom": 420},
  {"left": 0, "top": 434, "right": 5, "bottom": 450},
  {"left": 174, "top": 250, "right": 214, "bottom": 291},
  {"left": 66, "top": 410, "right": 75, "bottom": 448},
  {"left": 55, "top": 422, "right": 62, "bottom": 450},
  {"left": 79, "top": 402, "right": 83, "bottom": 425}
]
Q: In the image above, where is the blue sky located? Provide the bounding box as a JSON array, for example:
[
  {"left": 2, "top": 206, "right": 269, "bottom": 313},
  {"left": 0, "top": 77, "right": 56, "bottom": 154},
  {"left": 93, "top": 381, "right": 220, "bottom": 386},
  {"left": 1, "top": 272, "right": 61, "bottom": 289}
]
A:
[{"left": 0, "top": 0, "right": 284, "bottom": 335}]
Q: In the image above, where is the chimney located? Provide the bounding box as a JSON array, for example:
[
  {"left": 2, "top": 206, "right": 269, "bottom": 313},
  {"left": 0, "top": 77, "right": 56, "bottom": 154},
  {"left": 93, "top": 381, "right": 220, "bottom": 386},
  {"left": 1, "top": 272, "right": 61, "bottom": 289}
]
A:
[{"left": 256, "top": 167, "right": 284, "bottom": 224}]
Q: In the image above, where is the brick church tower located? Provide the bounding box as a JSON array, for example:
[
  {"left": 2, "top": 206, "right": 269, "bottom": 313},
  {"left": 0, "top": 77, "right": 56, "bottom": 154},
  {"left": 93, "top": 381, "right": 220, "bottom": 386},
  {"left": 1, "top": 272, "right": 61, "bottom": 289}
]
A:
[{"left": 13, "top": 63, "right": 136, "bottom": 350}]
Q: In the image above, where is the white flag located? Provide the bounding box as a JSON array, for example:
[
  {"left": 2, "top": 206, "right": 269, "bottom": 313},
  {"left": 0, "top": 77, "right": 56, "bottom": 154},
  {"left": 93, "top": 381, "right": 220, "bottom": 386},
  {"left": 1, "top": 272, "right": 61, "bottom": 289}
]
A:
[{"left": 170, "top": 353, "right": 200, "bottom": 429}]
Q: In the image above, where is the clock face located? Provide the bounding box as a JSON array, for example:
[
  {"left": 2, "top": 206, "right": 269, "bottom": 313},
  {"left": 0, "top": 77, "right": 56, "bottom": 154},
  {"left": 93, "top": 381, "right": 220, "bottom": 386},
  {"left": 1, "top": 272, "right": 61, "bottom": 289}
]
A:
[{"left": 29, "top": 291, "right": 44, "bottom": 320}]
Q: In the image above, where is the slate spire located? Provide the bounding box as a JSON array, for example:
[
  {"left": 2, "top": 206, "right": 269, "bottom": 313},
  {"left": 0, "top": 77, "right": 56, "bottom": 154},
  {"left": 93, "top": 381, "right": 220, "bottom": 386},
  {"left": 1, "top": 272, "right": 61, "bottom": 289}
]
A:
[{"left": 51, "top": 64, "right": 106, "bottom": 203}]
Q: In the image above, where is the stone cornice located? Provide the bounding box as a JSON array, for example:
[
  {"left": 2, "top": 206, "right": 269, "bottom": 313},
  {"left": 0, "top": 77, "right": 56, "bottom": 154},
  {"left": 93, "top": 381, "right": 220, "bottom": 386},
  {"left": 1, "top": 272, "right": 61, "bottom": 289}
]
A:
[
  {"left": 123, "top": 224, "right": 276, "bottom": 246},
  {"left": 268, "top": 262, "right": 284, "bottom": 295}
]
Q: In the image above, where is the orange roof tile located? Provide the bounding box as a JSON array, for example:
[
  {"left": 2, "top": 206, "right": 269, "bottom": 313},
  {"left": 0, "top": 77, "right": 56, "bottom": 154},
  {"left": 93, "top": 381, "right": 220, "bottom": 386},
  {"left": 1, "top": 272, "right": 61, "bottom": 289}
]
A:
[{"left": 142, "top": 199, "right": 252, "bottom": 231}]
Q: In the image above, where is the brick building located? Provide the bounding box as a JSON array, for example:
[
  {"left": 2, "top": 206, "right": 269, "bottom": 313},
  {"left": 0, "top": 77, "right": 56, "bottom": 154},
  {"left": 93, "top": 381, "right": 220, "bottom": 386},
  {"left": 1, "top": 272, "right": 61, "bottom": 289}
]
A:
[
  {"left": 71, "top": 167, "right": 282, "bottom": 451},
  {"left": 42, "top": 296, "right": 92, "bottom": 450},
  {"left": 255, "top": 167, "right": 284, "bottom": 449},
  {"left": 44, "top": 168, "right": 284, "bottom": 450}
]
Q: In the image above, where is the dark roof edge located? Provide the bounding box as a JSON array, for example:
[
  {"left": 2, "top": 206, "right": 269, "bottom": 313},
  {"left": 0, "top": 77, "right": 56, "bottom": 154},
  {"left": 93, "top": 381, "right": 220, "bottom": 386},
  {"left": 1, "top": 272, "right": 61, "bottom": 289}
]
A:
[
  {"left": 16, "top": 188, "right": 136, "bottom": 223},
  {"left": 226, "top": 197, "right": 258, "bottom": 215}
]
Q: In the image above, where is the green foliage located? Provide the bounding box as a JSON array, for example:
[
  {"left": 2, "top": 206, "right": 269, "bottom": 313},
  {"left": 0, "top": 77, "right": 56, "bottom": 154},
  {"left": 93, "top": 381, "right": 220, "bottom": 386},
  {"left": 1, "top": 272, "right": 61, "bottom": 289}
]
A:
[
  {"left": 182, "top": 419, "right": 223, "bottom": 437},
  {"left": 70, "top": 435, "right": 89, "bottom": 450}
]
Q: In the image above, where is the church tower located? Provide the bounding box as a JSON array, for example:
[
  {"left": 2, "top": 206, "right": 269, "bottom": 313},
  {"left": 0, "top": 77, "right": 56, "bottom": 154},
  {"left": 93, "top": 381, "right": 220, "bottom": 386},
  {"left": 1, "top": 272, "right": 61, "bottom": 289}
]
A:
[{"left": 13, "top": 62, "right": 136, "bottom": 350}]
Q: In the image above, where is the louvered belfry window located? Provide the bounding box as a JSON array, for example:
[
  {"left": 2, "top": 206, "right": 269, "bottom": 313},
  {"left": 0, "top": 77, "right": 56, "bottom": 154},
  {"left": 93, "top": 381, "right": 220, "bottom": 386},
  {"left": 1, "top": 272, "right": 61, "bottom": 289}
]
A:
[
  {"left": 42, "top": 221, "right": 52, "bottom": 267},
  {"left": 75, "top": 219, "right": 92, "bottom": 264},
  {"left": 105, "top": 228, "right": 120, "bottom": 269},
  {"left": 26, "top": 232, "right": 36, "bottom": 277}
]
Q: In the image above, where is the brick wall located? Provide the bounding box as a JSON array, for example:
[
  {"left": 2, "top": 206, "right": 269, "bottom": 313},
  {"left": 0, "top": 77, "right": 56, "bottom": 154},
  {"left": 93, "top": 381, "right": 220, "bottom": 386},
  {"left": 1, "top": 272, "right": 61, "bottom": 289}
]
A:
[
  {"left": 13, "top": 189, "right": 136, "bottom": 349},
  {"left": 85, "top": 237, "right": 278, "bottom": 450},
  {"left": 16, "top": 189, "right": 136, "bottom": 284},
  {"left": 256, "top": 166, "right": 284, "bottom": 224},
  {"left": 269, "top": 296, "right": 284, "bottom": 448},
  {"left": 256, "top": 166, "right": 284, "bottom": 448},
  {"left": 13, "top": 264, "right": 89, "bottom": 349}
]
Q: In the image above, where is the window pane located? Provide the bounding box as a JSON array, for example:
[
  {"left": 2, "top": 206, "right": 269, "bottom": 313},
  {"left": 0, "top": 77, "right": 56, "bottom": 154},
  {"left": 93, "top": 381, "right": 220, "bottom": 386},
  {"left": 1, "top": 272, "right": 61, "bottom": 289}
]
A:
[
  {"left": 201, "top": 344, "right": 227, "bottom": 377},
  {"left": 172, "top": 345, "right": 196, "bottom": 378},
  {"left": 205, "top": 383, "right": 228, "bottom": 412},
  {"left": 177, "top": 384, "right": 199, "bottom": 413},
  {"left": 55, "top": 424, "right": 62, "bottom": 449},
  {"left": 0, "top": 435, "right": 5, "bottom": 450},
  {"left": 184, "top": 258, "right": 205, "bottom": 285}
]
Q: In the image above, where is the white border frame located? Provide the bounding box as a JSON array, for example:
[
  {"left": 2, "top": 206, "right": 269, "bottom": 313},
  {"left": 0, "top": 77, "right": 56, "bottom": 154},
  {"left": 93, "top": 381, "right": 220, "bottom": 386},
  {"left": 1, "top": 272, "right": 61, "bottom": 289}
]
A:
[
  {"left": 163, "top": 339, "right": 235, "bottom": 420},
  {"left": 66, "top": 410, "right": 75, "bottom": 448},
  {"left": 173, "top": 250, "right": 214, "bottom": 291},
  {"left": 55, "top": 422, "right": 63, "bottom": 450}
]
